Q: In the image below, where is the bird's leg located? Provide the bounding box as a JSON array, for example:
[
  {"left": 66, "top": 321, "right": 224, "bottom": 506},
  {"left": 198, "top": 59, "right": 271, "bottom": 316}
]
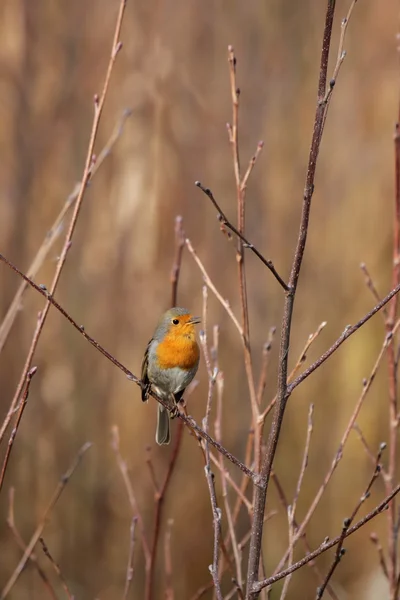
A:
[{"left": 167, "top": 393, "right": 180, "bottom": 419}]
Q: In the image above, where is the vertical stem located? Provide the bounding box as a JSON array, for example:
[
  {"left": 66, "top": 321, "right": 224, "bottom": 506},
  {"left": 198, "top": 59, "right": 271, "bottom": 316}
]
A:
[
  {"left": 386, "top": 107, "right": 400, "bottom": 598},
  {"left": 246, "top": 2, "right": 336, "bottom": 597}
]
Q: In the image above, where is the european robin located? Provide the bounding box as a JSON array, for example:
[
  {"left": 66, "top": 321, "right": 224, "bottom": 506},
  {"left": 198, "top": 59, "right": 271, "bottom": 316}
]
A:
[{"left": 141, "top": 307, "right": 201, "bottom": 445}]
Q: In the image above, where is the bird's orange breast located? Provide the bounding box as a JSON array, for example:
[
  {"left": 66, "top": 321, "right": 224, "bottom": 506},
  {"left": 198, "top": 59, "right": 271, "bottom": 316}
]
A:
[{"left": 156, "top": 332, "right": 200, "bottom": 370}]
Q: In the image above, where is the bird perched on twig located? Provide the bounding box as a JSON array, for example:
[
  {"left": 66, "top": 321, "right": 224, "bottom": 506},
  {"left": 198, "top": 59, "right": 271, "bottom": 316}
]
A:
[{"left": 141, "top": 307, "right": 201, "bottom": 445}]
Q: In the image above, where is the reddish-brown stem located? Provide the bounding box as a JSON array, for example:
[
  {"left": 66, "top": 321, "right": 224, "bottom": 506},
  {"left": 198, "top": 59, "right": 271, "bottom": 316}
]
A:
[
  {"left": 246, "top": 3, "right": 337, "bottom": 597},
  {"left": 385, "top": 109, "right": 400, "bottom": 599},
  {"left": 0, "top": 365, "right": 37, "bottom": 494},
  {"left": 40, "top": 538, "right": 75, "bottom": 600},
  {"left": 195, "top": 182, "right": 288, "bottom": 291}
]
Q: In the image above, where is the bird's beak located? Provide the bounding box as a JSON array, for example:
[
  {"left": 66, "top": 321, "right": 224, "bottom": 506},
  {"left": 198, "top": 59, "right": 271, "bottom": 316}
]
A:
[{"left": 188, "top": 316, "right": 201, "bottom": 325}]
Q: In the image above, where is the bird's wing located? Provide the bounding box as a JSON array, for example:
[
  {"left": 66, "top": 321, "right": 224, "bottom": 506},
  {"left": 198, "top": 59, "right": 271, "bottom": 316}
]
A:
[{"left": 141, "top": 340, "right": 152, "bottom": 402}]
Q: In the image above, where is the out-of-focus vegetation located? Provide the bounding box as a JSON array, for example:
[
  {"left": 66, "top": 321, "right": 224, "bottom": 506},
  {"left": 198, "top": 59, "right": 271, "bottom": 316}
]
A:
[{"left": 0, "top": 1, "right": 398, "bottom": 598}]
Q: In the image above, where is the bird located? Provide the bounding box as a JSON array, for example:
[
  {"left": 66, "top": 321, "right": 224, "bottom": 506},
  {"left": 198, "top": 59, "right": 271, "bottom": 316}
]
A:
[{"left": 141, "top": 307, "right": 201, "bottom": 445}]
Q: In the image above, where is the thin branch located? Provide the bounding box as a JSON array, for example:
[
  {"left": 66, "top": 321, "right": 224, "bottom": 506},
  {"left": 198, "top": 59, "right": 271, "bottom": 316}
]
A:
[
  {"left": 6, "top": 489, "right": 57, "bottom": 600},
  {"left": 0, "top": 252, "right": 256, "bottom": 481},
  {"left": 122, "top": 517, "right": 137, "bottom": 600},
  {"left": 288, "top": 283, "right": 400, "bottom": 394},
  {"left": 280, "top": 405, "right": 314, "bottom": 600},
  {"left": 270, "top": 472, "right": 338, "bottom": 600},
  {"left": 195, "top": 182, "right": 288, "bottom": 291},
  {"left": 0, "top": 366, "right": 37, "bottom": 493},
  {"left": 185, "top": 238, "right": 243, "bottom": 337},
  {"left": 370, "top": 532, "right": 389, "bottom": 581},
  {"left": 385, "top": 93, "right": 400, "bottom": 597},
  {"left": 0, "top": 0, "right": 127, "bottom": 447},
  {"left": 215, "top": 369, "right": 244, "bottom": 595},
  {"left": 39, "top": 538, "right": 74, "bottom": 600},
  {"left": 253, "top": 479, "right": 400, "bottom": 593},
  {"left": 203, "top": 412, "right": 223, "bottom": 598},
  {"left": 1, "top": 442, "right": 91, "bottom": 599},
  {"left": 360, "top": 263, "right": 386, "bottom": 318},
  {"left": 246, "top": 3, "right": 340, "bottom": 596},
  {"left": 273, "top": 323, "right": 399, "bottom": 578},
  {"left": 111, "top": 426, "right": 150, "bottom": 564},
  {"left": 260, "top": 321, "right": 326, "bottom": 423},
  {"left": 316, "top": 443, "right": 384, "bottom": 599}
]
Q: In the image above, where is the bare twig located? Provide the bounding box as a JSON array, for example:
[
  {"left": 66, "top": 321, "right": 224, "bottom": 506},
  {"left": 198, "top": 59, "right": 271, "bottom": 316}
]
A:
[
  {"left": 185, "top": 239, "right": 243, "bottom": 337},
  {"left": 260, "top": 321, "right": 326, "bottom": 429},
  {"left": 111, "top": 426, "right": 150, "bottom": 564},
  {"left": 215, "top": 368, "right": 243, "bottom": 595},
  {"left": 39, "top": 538, "right": 74, "bottom": 600},
  {"left": 253, "top": 479, "right": 400, "bottom": 593},
  {"left": 370, "top": 532, "right": 389, "bottom": 581},
  {"left": 195, "top": 182, "right": 288, "bottom": 291},
  {"left": 273, "top": 323, "right": 399, "bottom": 578},
  {"left": 0, "top": 0, "right": 127, "bottom": 447},
  {"left": 288, "top": 283, "right": 400, "bottom": 395},
  {"left": 246, "top": 3, "right": 345, "bottom": 596},
  {"left": 203, "top": 417, "right": 223, "bottom": 598},
  {"left": 122, "top": 517, "right": 137, "bottom": 600},
  {"left": 0, "top": 365, "right": 37, "bottom": 493},
  {"left": 1, "top": 442, "right": 91, "bottom": 598},
  {"left": 7, "top": 489, "right": 57, "bottom": 600},
  {"left": 280, "top": 405, "right": 314, "bottom": 600},
  {"left": 360, "top": 263, "right": 386, "bottom": 318},
  {"left": 316, "top": 443, "right": 384, "bottom": 599},
  {"left": 385, "top": 96, "right": 400, "bottom": 598}
]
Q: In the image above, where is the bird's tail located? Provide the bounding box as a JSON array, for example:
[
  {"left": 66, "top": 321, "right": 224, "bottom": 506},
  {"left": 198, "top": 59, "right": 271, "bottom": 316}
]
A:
[{"left": 156, "top": 404, "right": 170, "bottom": 445}]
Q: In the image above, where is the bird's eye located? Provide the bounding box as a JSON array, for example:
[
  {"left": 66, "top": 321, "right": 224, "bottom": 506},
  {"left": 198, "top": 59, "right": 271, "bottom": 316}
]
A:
[{"left": 172, "top": 318, "right": 179, "bottom": 325}]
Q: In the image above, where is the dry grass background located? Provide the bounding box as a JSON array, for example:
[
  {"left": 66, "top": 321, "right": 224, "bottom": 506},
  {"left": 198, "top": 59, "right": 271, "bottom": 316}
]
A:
[{"left": 0, "top": 0, "right": 398, "bottom": 598}]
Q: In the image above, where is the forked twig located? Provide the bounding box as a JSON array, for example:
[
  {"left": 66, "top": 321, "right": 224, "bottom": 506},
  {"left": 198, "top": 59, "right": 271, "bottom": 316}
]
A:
[{"left": 195, "top": 182, "right": 288, "bottom": 291}]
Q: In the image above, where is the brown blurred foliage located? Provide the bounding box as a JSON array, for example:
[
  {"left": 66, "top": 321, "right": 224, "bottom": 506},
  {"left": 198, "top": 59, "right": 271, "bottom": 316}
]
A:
[{"left": 0, "top": 0, "right": 398, "bottom": 598}]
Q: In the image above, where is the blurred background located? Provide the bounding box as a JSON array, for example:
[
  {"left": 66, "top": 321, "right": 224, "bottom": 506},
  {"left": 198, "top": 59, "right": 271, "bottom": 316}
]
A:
[{"left": 0, "top": 0, "right": 398, "bottom": 598}]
